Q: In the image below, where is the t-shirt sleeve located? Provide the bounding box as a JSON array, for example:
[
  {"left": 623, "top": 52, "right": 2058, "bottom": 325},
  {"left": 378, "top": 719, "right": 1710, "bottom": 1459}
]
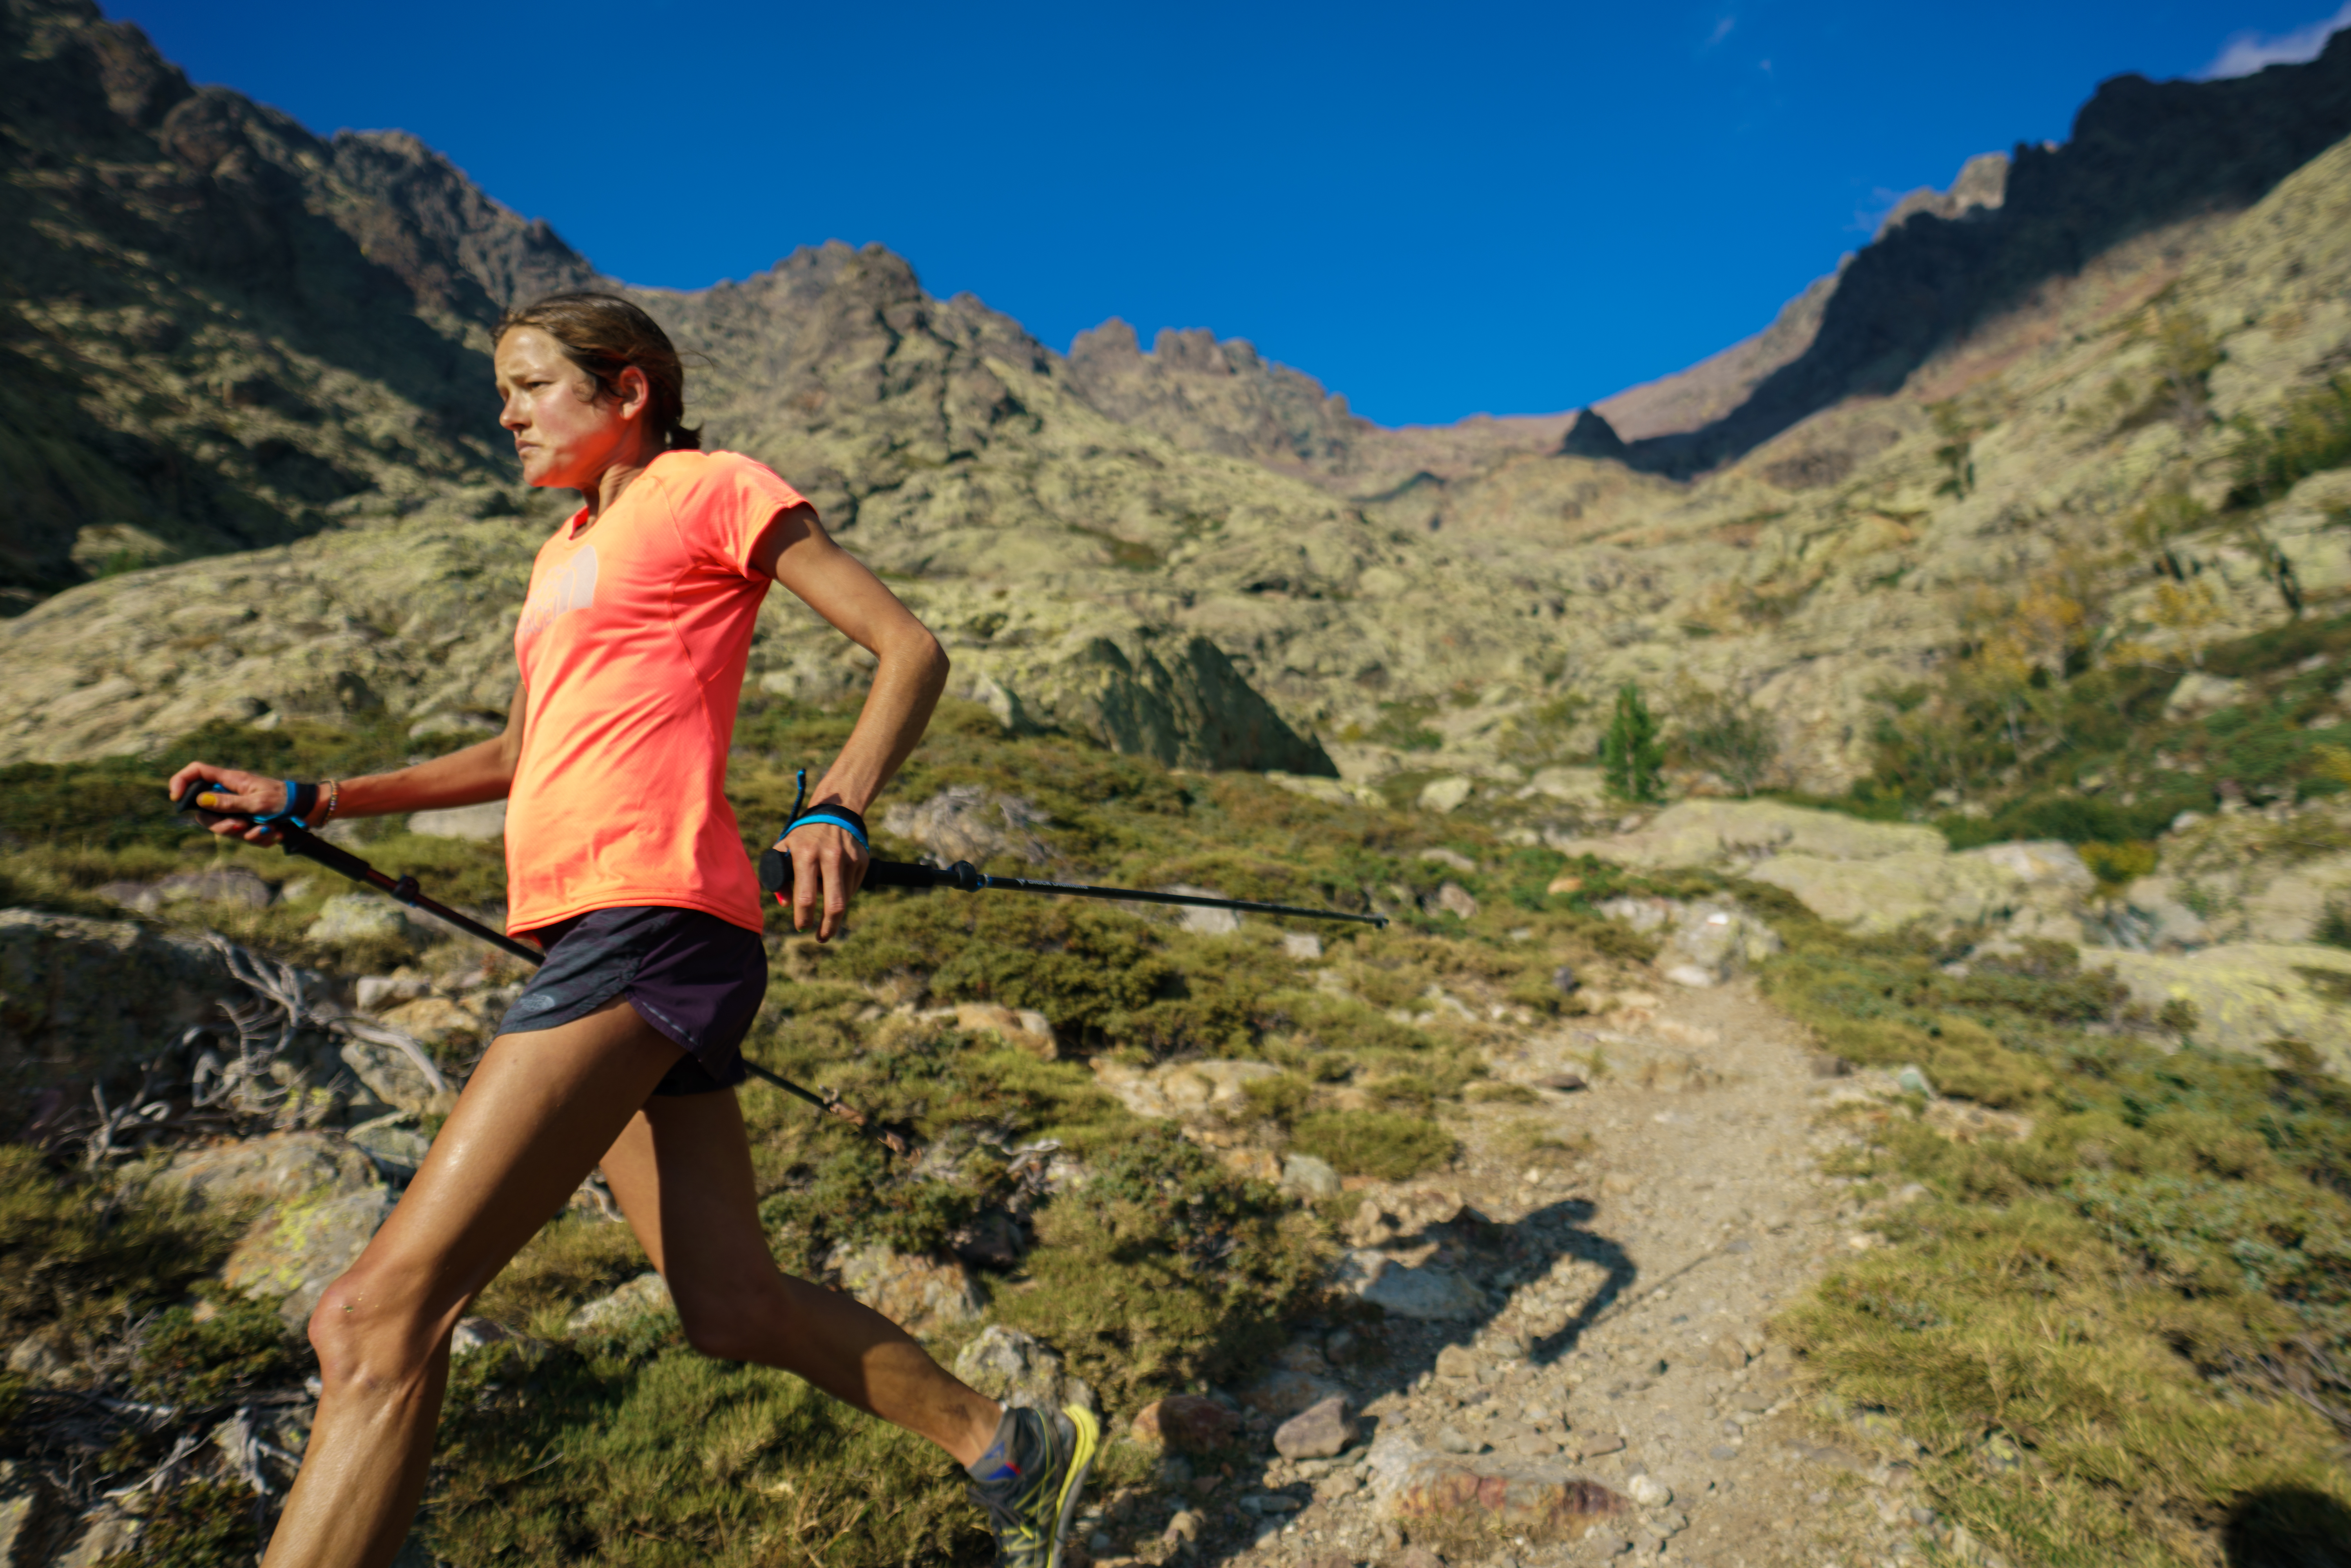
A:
[{"left": 669, "top": 453, "right": 810, "bottom": 578}]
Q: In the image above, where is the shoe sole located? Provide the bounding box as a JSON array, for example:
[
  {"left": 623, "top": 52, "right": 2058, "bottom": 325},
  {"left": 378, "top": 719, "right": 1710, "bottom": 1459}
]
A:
[{"left": 1046, "top": 1404, "right": 1101, "bottom": 1568}]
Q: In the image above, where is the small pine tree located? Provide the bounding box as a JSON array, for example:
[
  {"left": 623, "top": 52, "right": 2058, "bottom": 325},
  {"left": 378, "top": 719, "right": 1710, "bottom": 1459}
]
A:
[{"left": 1601, "top": 682, "right": 1665, "bottom": 803}]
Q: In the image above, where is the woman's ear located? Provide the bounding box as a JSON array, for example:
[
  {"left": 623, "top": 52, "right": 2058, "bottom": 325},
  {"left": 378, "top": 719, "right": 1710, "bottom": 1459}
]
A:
[{"left": 614, "top": 364, "right": 651, "bottom": 422}]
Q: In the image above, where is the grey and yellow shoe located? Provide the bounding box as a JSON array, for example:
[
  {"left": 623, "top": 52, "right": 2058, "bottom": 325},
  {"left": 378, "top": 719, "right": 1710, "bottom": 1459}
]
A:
[{"left": 966, "top": 1403, "right": 1101, "bottom": 1568}]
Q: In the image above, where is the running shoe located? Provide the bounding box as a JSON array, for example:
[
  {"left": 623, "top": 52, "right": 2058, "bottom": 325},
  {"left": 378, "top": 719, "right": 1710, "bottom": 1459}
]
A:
[{"left": 968, "top": 1403, "right": 1101, "bottom": 1568}]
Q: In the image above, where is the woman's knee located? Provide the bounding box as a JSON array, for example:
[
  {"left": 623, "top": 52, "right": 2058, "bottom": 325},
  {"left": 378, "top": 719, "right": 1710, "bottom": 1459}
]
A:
[
  {"left": 306, "top": 1264, "right": 454, "bottom": 1388},
  {"left": 673, "top": 1278, "right": 787, "bottom": 1363}
]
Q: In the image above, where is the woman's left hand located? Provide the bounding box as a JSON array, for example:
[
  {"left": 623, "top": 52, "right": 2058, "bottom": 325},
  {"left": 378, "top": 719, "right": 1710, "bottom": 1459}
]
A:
[{"left": 781, "top": 819, "right": 868, "bottom": 942}]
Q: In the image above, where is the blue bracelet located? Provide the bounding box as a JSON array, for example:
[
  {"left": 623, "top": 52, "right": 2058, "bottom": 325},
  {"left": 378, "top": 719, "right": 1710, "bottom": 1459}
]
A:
[
  {"left": 252, "top": 779, "right": 318, "bottom": 829},
  {"left": 785, "top": 810, "right": 869, "bottom": 848}
]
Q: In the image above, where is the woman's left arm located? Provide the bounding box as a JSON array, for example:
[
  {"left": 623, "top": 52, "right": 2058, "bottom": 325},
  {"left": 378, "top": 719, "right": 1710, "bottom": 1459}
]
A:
[{"left": 752, "top": 502, "right": 950, "bottom": 942}]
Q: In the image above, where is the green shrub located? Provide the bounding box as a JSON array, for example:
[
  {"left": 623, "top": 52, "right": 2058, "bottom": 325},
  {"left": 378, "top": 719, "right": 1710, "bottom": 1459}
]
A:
[
  {"left": 1290, "top": 1110, "right": 1456, "bottom": 1181},
  {"left": 1599, "top": 683, "right": 1665, "bottom": 803},
  {"left": 0, "top": 1146, "right": 243, "bottom": 1347},
  {"left": 2231, "top": 375, "right": 2351, "bottom": 507},
  {"left": 133, "top": 1297, "right": 299, "bottom": 1406}
]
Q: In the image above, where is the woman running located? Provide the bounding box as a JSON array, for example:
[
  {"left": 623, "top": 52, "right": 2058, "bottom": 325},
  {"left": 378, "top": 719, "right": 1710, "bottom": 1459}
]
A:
[{"left": 169, "top": 292, "right": 1096, "bottom": 1568}]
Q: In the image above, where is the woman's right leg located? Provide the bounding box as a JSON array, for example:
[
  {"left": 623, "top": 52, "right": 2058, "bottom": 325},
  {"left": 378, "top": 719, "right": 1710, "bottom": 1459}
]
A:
[{"left": 261, "top": 999, "right": 683, "bottom": 1568}]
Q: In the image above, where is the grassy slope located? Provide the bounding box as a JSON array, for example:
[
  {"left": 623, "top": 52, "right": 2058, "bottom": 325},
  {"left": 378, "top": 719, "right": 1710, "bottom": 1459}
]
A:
[{"left": 4, "top": 693, "right": 2349, "bottom": 1564}]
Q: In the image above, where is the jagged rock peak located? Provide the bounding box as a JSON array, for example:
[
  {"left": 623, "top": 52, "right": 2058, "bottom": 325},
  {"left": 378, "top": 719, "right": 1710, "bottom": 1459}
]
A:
[
  {"left": 1873, "top": 150, "right": 2011, "bottom": 239},
  {"left": 1558, "top": 407, "right": 1629, "bottom": 461}
]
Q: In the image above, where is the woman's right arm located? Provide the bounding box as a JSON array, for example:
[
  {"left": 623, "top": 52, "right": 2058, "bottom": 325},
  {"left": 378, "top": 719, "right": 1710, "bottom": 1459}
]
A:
[{"left": 168, "top": 686, "right": 529, "bottom": 844}]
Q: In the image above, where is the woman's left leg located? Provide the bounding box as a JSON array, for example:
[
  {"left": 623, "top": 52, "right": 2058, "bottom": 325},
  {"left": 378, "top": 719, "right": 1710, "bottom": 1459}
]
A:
[{"left": 595, "top": 1088, "right": 1005, "bottom": 1465}]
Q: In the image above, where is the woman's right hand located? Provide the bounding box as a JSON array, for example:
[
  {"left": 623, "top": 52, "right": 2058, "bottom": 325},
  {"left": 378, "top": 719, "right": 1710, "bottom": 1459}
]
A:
[{"left": 166, "top": 762, "right": 289, "bottom": 844}]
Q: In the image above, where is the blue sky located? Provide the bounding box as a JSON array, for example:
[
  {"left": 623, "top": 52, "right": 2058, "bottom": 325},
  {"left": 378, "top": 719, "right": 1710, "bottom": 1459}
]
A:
[{"left": 106, "top": 2, "right": 2350, "bottom": 427}]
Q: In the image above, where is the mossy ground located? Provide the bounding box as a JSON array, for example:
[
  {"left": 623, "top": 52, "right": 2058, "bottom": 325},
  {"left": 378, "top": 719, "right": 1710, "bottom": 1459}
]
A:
[{"left": 9, "top": 696, "right": 2351, "bottom": 1566}]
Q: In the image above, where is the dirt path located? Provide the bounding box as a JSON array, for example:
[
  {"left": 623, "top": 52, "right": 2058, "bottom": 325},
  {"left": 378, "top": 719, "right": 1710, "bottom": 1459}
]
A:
[{"left": 1128, "top": 976, "right": 1942, "bottom": 1568}]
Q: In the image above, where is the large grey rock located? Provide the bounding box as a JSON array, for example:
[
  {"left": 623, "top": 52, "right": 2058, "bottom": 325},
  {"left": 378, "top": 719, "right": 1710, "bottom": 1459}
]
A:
[
  {"left": 405, "top": 800, "right": 507, "bottom": 840},
  {"left": 304, "top": 893, "right": 415, "bottom": 948},
  {"left": 1332, "top": 1250, "right": 1485, "bottom": 1320},
  {"left": 882, "top": 786, "right": 1054, "bottom": 866},
  {"left": 1274, "top": 1395, "right": 1360, "bottom": 1459},
  {"left": 152, "top": 1132, "right": 395, "bottom": 1327},
  {"left": 98, "top": 866, "right": 275, "bottom": 914},
  {"left": 1653, "top": 901, "right": 1783, "bottom": 986},
  {"left": 1558, "top": 799, "right": 1943, "bottom": 873},
  {"left": 1744, "top": 850, "right": 2014, "bottom": 934},
  {"left": 568, "top": 1272, "right": 674, "bottom": 1334},
  {"left": 953, "top": 1326, "right": 1094, "bottom": 1414},
  {"left": 829, "top": 1243, "right": 984, "bottom": 1336},
  {"left": 2094, "top": 943, "right": 2351, "bottom": 1072},
  {"left": 2163, "top": 671, "right": 2245, "bottom": 718},
  {"left": 1090, "top": 1057, "right": 1284, "bottom": 1121},
  {"left": 0, "top": 910, "right": 239, "bottom": 1099}
]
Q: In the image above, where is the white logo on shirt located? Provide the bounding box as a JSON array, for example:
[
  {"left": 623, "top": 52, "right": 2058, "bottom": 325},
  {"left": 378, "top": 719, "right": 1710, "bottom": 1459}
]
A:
[{"left": 517, "top": 546, "right": 599, "bottom": 645}]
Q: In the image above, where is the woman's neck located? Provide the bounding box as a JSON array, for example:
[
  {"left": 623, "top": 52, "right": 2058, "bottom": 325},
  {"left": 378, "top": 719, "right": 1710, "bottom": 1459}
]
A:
[{"left": 576, "top": 433, "right": 667, "bottom": 526}]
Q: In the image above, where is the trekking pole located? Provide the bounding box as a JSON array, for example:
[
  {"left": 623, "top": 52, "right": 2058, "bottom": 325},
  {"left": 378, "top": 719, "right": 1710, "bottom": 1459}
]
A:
[
  {"left": 760, "top": 774, "right": 1389, "bottom": 929},
  {"left": 176, "top": 784, "right": 909, "bottom": 1154}
]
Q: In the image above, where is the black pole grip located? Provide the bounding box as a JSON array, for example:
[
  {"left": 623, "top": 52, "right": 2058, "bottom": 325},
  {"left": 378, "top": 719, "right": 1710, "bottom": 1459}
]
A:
[{"left": 759, "top": 847, "right": 974, "bottom": 896}]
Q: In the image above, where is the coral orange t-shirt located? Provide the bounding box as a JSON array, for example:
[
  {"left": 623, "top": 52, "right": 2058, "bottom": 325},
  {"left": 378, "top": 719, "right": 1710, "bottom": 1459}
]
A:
[{"left": 505, "top": 449, "right": 804, "bottom": 936}]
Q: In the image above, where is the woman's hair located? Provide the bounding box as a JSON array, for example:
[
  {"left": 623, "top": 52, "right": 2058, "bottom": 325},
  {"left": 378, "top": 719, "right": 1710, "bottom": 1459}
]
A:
[{"left": 495, "top": 291, "right": 702, "bottom": 451}]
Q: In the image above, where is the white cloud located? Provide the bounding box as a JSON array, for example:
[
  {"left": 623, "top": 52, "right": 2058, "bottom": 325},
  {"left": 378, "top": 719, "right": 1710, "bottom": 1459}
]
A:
[{"left": 2201, "top": 2, "right": 2351, "bottom": 79}]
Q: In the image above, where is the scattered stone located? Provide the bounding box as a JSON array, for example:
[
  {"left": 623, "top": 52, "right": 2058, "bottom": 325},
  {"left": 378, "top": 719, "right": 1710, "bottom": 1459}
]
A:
[
  {"left": 1091, "top": 1057, "right": 1285, "bottom": 1120},
  {"left": 1132, "top": 1395, "right": 1242, "bottom": 1453},
  {"left": 406, "top": 800, "right": 508, "bottom": 839},
  {"left": 1550, "top": 963, "right": 1579, "bottom": 992},
  {"left": 1627, "top": 1475, "right": 1672, "bottom": 1508},
  {"left": 1418, "top": 777, "right": 1475, "bottom": 814},
  {"left": 6, "top": 1333, "right": 69, "bottom": 1386},
  {"left": 1435, "top": 1345, "right": 1482, "bottom": 1380},
  {"left": 99, "top": 866, "right": 275, "bottom": 914},
  {"left": 1420, "top": 848, "right": 1478, "bottom": 873},
  {"left": 354, "top": 974, "right": 430, "bottom": 1012},
  {"left": 346, "top": 1115, "right": 431, "bottom": 1179},
  {"left": 1274, "top": 1396, "right": 1359, "bottom": 1459},
  {"left": 304, "top": 893, "right": 414, "bottom": 947},
  {"left": 1282, "top": 932, "right": 1324, "bottom": 960},
  {"left": 881, "top": 786, "right": 1054, "bottom": 867},
  {"left": 1281, "top": 1153, "right": 1342, "bottom": 1200},
  {"left": 567, "top": 1272, "right": 673, "bottom": 1334},
  {"left": 952, "top": 1001, "right": 1059, "bottom": 1059},
  {"left": 952, "top": 1325, "right": 1089, "bottom": 1412},
  {"left": 949, "top": 1208, "right": 1026, "bottom": 1268},
  {"left": 1545, "top": 874, "right": 1584, "bottom": 896},
  {"left": 1162, "top": 1509, "right": 1203, "bottom": 1545},
  {"left": 2164, "top": 670, "right": 2245, "bottom": 719},
  {"left": 449, "top": 1317, "right": 510, "bottom": 1356},
  {"left": 1333, "top": 1251, "right": 1486, "bottom": 1320},
  {"left": 830, "top": 1242, "right": 985, "bottom": 1334},
  {"left": 1433, "top": 882, "right": 1480, "bottom": 921},
  {"left": 335, "top": 1029, "right": 444, "bottom": 1112},
  {"left": 1655, "top": 901, "right": 1782, "bottom": 987},
  {"left": 1366, "top": 1431, "right": 1628, "bottom": 1534},
  {"left": 1157, "top": 886, "right": 1243, "bottom": 936},
  {"left": 1533, "top": 1072, "right": 1587, "bottom": 1092},
  {"left": 1434, "top": 1427, "right": 1485, "bottom": 1455},
  {"left": 1240, "top": 1366, "right": 1344, "bottom": 1418},
  {"left": 1574, "top": 1433, "right": 1626, "bottom": 1459},
  {"left": 1895, "top": 1065, "right": 1936, "bottom": 1097},
  {"left": 375, "top": 995, "right": 478, "bottom": 1046}
]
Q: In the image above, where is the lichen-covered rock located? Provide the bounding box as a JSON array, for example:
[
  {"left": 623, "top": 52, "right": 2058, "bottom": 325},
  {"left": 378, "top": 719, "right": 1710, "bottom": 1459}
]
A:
[
  {"left": 952, "top": 1325, "right": 1094, "bottom": 1414},
  {"left": 152, "top": 1132, "right": 393, "bottom": 1327},
  {"left": 304, "top": 893, "right": 413, "bottom": 948},
  {"left": 882, "top": 786, "right": 1055, "bottom": 867},
  {"left": 1559, "top": 799, "right": 1944, "bottom": 873},
  {"left": 829, "top": 1244, "right": 984, "bottom": 1336},
  {"left": 2096, "top": 943, "right": 2351, "bottom": 1072},
  {"left": 0, "top": 909, "right": 240, "bottom": 1098},
  {"left": 1745, "top": 849, "right": 2013, "bottom": 933},
  {"left": 950, "top": 1002, "right": 1058, "bottom": 1059},
  {"left": 1652, "top": 901, "right": 1783, "bottom": 986}
]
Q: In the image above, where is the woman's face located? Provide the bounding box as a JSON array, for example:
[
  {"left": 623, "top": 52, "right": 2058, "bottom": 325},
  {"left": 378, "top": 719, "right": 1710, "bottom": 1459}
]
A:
[{"left": 494, "top": 326, "right": 647, "bottom": 489}]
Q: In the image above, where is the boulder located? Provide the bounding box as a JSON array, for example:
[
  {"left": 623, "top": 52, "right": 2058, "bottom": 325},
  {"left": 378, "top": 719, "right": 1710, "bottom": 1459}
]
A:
[
  {"left": 1333, "top": 1250, "right": 1485, "bottom": 1320},
  {"left": 335, "top": 1030, "right": 444, "bottom": 1112},
  {"left": 1091, "top": 1057, "right": 1285, "bottom": 1121},
  {"left": 1556, "top": 799, "right": 1943, "bottom": 873},
  {"left": 952, "top": 1325, "right": 1094, "bottom": 1414},
  {"left": 1281, "top": 1153, "right": 1341, "bottom": 1200},
  {"left": 1364, "top": 1429, "right": 1628, "bottom": 1537},
  {"left": 406, "top": 800, "right": 507, "bottom": 840},
  {"left": 1744, "top": 849, "right": 2014, "bottom": 933},
  {"left": 1651, "top": 902, "right": 1782, "bottom": 987},
  {"left": 829, "top": 1243, "right": 985, "bottom": 1335},
  {"left": 304, "top": 893, "right": 413, "bottom": 948},
  {"left": 1274, "top": 1396, "right": 1359, "bottom": 1459},
  {"left": 2094, "top": 943, "right": 2351, "bottom": 1071},
  {"left": 1131, "top": 1394, "right": 1242, "bottom": 1452},
  {"left": 374, "top": 996, "right": 478, "bottom": 1047},
  {"left": 882, "top": 786, "right": 1055, "bottom": 867},
  {"left": 0, "top": 909, "right": 241, "bottom": 1099},
  {"left": 952, "top": 1001, "right": 1060, "bottom": 1059},
  {"left": 568, "top": 1272, "right": 674, "bottom": 1334},
  {"left": 1282, "top": 932, "right": 1324, "bottom": 961},
  {"left": 346, "top": 1116, "right": 432, "bottom": 1180},
  {"left": 1433, "top": 882, "right": 1480, "bottom": 921},
  {"left": 98, "top": 866, "right": 275, "bottom": 914},
  {"left": 2163, "top": 671, "right": 2246, "bottom": 719},
  {"left": 1157, "top": 887, "right": 1243, "bottom": 936},
  {"left": 153, "top": 1132, "right": 395, "bottom": 1327},
  {"left": 1419, "top": 777, "right": 1475, "bottom": 814}
]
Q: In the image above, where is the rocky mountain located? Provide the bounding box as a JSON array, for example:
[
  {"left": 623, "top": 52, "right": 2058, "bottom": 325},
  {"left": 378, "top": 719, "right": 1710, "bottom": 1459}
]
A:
[
  {"left": 4, "top": 0, "right": 2351, "bottom": 803},
  {"left": 0, "top": 0, "right": 597, "bottom": 603}
]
